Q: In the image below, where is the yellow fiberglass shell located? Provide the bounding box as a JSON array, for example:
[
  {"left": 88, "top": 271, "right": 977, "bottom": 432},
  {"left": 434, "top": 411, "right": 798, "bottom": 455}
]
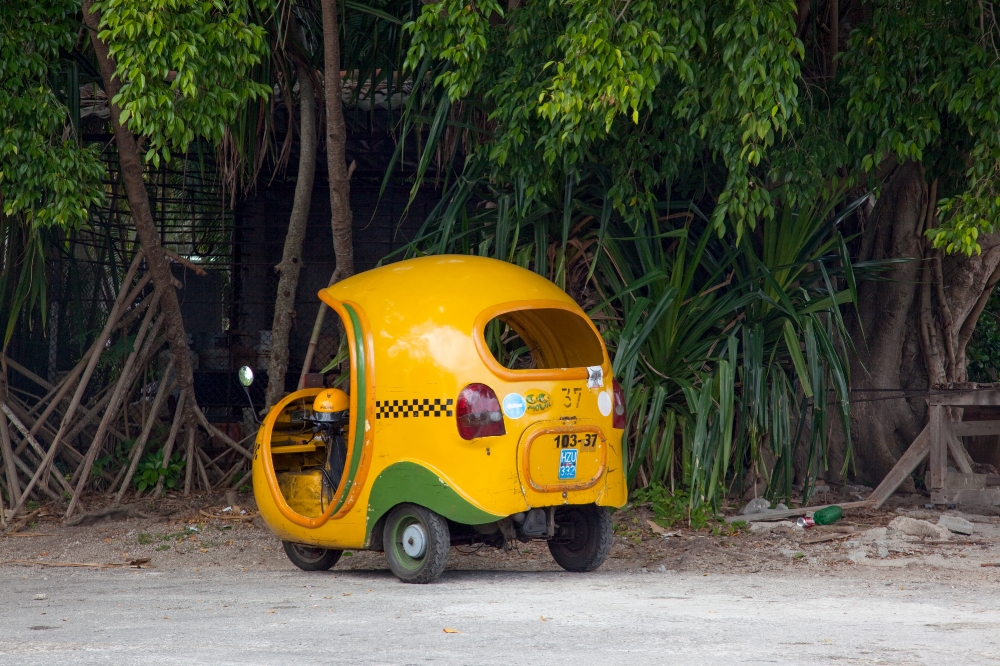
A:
[{"left": 252, "top": 255, "right": 627, "bottom": 550}]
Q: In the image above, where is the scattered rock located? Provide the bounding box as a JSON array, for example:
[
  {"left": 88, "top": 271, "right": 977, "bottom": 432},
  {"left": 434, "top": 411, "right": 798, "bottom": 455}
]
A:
[
  {"left": 845, "top": 485, "right": 873, "bottom": 494},
  {"left": 749, "top": 521, "right": 801, "bottom": 533},
  {"left": 888, "top": 516, "right": 950, "bottom": 540},
  {"left": 937, "top": 515, "right": 975, "bottom": 535},
  {"left": 876, "top": 544, "right": 890, "bottom": 559},
  {"left": 33, "top": 593, "right": 47, "bottom": 601},
  {"left": 812, "top": 485, "right": 831, "bottom": 494},
  {"left": 859, "top": 527, "right": 888, "bottom": 542},
  {"left": 775, "top": 503, "right": 789, "bottom": 511},
  {"left": 847, "top": 550, "right": 868, "bottom": 563},
  {"left": 741, "top": 498, "right": 771, "bottom": 515},
  {"left": 656, "top": 565, "right": 666, "bottom": 573}
]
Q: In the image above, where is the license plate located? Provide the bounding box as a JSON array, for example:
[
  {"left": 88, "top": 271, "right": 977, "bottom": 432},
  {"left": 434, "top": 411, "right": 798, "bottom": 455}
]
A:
[
  {"left": 551, "top": 433, "right": 598, "bottom": 449},
  {"left": 558, "top": 449, "right": 578, "bottom": 480}
]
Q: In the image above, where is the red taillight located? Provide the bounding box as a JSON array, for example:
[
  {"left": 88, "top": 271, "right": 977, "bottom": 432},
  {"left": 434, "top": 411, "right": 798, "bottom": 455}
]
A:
[
  {"left": 456, "top": 383, "right": 506, "bottom": 440},
  {"left": 612, "top": 379, "right": 626, "bottom": 429}
]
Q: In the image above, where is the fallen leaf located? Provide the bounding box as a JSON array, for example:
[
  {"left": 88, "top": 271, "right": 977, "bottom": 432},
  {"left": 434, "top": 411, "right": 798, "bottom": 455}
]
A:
[
  {"left": 38, "top": 552, "right": 48, "bottom": 557},
  {"left": 343, "top": 593, "right": 351, "bottom": 596},
  {"left": 199, "top": 548, "right": 208, "bottom": 553},
  {"left": 540, "top": 615, "right": 547, "bottom": 622},
  {"left": 647, "top": 519, "right": 667, "bottom": 535},
  {"left": 443, "top": 628, "right": 460, "bottom": 634}
]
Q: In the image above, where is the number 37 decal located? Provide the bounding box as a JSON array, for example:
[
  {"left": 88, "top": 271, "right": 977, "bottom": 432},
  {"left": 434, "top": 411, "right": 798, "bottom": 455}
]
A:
[{"left": 561, "top": 387, "right": 582, "bottom": 408}]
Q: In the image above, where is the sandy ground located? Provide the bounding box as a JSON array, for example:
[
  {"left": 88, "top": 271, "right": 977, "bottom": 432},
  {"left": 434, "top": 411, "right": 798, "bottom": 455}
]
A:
[{"left": 3, "top": 490, "right": 1000, "bottom": 664}]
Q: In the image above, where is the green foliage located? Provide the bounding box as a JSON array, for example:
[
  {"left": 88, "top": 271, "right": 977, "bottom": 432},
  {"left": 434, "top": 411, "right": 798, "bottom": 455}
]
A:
[
  {"left": 404, "top": 0, "right": 803, "bottom": 238},
  {"left": 0, "top": 1, "right": 106, "bottom": 229},
  {"left": 93, "top": 437, "right": 136, "bottom": 480},
  {"left": 967, "top": 289, "right": 1000, "bottom": 382},
  {"left": 0, "top": 1, "right": 107, "bottom": 348},
  {"left": 137, "top": 532, "right": 154, "bottom": 544},
  {"left": 90, "top": 0, "right": 273, "bottom": 166},
  {"left": 632, "top": 483, "right": 716, "bottom": 530},
  {"left": 133, "top": 449, "right": 186, "bottom": 492},
  {"left": 841, "top": 2, "right": 1000, "bottom": 255}
]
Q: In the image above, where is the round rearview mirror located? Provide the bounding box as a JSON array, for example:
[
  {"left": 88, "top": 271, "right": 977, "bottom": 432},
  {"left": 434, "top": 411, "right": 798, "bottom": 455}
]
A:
[{"left": 238, "top": 365, "right": 254, "bottom": 387}]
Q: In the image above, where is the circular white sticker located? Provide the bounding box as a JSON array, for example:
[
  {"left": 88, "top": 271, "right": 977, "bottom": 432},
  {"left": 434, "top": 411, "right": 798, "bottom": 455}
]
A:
[
  {"left": 502, "top": 393, "right": 527, "bottom": 419},
  {"left": 598, "top": 390, "right": 612, "bottom": 416}
]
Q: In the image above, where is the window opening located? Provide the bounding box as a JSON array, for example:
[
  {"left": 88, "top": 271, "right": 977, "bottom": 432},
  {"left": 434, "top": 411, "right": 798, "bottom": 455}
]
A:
[{"left": 483, "top": 308, "right": 604, "bottom": 370}]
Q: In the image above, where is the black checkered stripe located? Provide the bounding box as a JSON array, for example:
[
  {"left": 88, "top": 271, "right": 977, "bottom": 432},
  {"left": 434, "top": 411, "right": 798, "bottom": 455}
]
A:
[{"left": 376, "top": 398, "right": 454, "bottom": 419}]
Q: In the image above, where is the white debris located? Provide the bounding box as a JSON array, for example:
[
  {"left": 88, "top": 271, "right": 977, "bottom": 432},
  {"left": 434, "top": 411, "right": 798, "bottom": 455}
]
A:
[
  {"left": 937, "top": 515, "right": 975, "bottom": 535},
  {"left": 888, "top": 516, "right": 950, "bottom": 540}
]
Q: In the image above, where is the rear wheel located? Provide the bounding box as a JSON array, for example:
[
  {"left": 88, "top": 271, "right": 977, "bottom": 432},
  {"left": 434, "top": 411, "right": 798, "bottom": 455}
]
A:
[
  {"left": 282, "top": 541, "right": 342, "bottom": 571},
  {"left": 383, "top": 504, "right": 450, "bottom": 583},
  {"left": 548, "top": 505, "right": 612, "bottom": 572}
]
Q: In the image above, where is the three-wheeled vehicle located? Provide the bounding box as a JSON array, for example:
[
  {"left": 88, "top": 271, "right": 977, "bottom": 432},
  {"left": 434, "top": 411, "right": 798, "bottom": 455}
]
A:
[{"left": 246, "top": 255, "right": 627, "bottom": 583}]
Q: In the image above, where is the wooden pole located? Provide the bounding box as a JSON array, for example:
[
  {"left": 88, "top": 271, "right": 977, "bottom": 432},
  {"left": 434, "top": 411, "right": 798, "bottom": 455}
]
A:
[
  {"left": 153, "top": 389, "right": 187, "bottom": 497},
  {"left": 0, "top": 403, "right": 21, "bottom": 506},
  {"left": 1, "top": 403, "right": 75, "bottom": 497},
  {"left": 66, "top": 307, "right": 164, "bottom": 518},
  {"left": 195, "top": 448, "right": 211, "bottom": 492},
  {"left": 5, "top": 252, "right": 144, "bottom": 521},
  {"left": 182, "top": 426, "right": 195, "bottom": 496},
  {"left": 113, "top": 366, "right": 175, "bottom": 504}
]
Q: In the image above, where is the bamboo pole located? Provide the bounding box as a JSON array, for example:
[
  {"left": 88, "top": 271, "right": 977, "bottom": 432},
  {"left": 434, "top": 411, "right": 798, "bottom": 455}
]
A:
[
  {"left": 113, "top": 367, "right": 175, "bottom": 504},
  {"left": 194, "top": 406, "right": 252, "bottom": 459},
  {"left": 195, "top": 448, "right": 211, "bottom": 492},
  {"left": 1, "top": 403, "right": 75, "bottom": 497},
  {"left": 0, "top": 405, "right": 21, "bottom": 506},
  {"left": 182, "top": 426, "right": 195, "bottom": 496},
  {"left": 66, "top": 306, "right": 164, "bottom": 518},
  {"left": 27, "top": 349, "right": 90, "bottom": 435},
  {"left": 152, "top": 389, "right": 187, "bottom": 497},
  {"left": 6, "top": 252, "right": 145, "bottom": 522}
]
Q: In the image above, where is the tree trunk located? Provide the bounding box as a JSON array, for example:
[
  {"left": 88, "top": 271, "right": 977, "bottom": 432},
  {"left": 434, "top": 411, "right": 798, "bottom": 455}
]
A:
[
  {"left": 845, "top": 161, "right": 1000, "bottom": 486},
  {"left": 297, "top": 0, "right": 355, "bottom": 388},
  {"left": 82, "top": 1, "right": 199, "bottom": 436},
  {"left": 321, "top": 0, "right": 354, "bottom": 286},
  {"left": 265, "top": 69, "right": 317, "bottom": 409}
]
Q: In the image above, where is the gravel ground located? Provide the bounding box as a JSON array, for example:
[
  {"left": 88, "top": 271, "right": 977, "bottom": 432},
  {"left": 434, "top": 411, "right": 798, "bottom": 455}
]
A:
[{"left": 3, "top": 490, "right": 1000, "bottom": 664}]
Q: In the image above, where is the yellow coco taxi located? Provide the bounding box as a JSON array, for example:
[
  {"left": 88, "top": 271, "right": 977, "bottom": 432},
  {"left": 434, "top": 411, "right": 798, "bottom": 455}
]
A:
[{"left": 247, "top": 255, "right": 627, "bottom": 583}]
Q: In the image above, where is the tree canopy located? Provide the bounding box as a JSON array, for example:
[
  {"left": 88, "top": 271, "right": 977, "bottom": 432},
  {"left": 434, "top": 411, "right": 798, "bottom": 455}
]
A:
[{"left": 406, "top": 0, "right": 1000, "bottom": 254}]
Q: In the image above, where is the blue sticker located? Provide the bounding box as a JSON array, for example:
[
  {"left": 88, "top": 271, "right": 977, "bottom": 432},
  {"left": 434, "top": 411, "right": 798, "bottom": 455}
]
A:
[
  {"left": 502, "top": 393, "right": 527, "bottom": 419},
  {"left": 558, "top": 449, "right": 578, "bottom": 480}
]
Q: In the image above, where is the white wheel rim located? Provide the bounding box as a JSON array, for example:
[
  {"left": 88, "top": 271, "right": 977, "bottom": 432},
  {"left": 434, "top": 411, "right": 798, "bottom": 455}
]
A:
[{"left": 402, "top": 523, "right": 427, "bottom": 558}]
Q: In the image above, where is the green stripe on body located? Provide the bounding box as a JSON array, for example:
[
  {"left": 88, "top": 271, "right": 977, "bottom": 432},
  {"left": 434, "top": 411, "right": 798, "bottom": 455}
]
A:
[
  {"left": 330, "top": 303, "right": 367, "bottom": 515},
  {"left": 366, "top": 462, "right": 502, "bottom": 543}
]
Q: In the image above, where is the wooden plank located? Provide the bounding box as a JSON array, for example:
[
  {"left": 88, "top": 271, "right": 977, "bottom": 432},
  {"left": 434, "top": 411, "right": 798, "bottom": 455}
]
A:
[
  {"left": 932, "top": 488, "right": 1000, "bottom": 506},
  {"left": 948, "top": 434, "right": 975, "bottom": 474},
  {"left": 952, "top": 420, "right": 1000, "bottom": 436},
  {"left": 725, "top": 500, "right": 873, "bottom": 523},
  {"left": 930, "top": 391, "right": 1000, "bottom": 406},
  {"left": 870, "top": 423, "right": 931, "bottom": 508},
  {"left": 929, "top": 405, "right": 947, "bottom": 491}
]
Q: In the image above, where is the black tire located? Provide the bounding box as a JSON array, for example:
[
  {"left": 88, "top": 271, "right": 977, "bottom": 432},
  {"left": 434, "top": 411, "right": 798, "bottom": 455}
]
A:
[
  {"left": 383, "top": 504, "right": 450, "bottom": 583},
  {"left": 282, "top": 541, "right": 342, "bottom": 571},
  {"left": 548, "top": 505, "right": 613, "bottom": 572}
]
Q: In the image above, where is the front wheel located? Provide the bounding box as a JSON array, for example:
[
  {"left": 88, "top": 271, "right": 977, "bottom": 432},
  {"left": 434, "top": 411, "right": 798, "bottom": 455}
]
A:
[
  {"left": 282, "top": 541, "right": 342, "bottom": 571},
  {"left": 383, "top": 504, "right": 450, "bottom": 583},
  {"left": 548, "top": 505, "right": 613, "bottom": 572}
]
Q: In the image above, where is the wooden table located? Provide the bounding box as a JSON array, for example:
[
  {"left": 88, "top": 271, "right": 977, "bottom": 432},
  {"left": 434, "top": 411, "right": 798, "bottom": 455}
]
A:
[{"left": 871, "top": 386, "right": 1000, "bottom": 507}]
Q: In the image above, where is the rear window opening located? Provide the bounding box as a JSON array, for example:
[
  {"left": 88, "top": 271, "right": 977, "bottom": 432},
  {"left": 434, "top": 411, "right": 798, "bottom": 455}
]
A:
[{"left": 483, "top": 308, "right": 604, "bottom": 370}]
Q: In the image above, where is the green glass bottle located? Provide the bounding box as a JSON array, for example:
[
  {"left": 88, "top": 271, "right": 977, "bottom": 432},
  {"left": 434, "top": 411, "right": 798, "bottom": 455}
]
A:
[{"left": 813, "top": 505, "right": 843, "bottom": 525}]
